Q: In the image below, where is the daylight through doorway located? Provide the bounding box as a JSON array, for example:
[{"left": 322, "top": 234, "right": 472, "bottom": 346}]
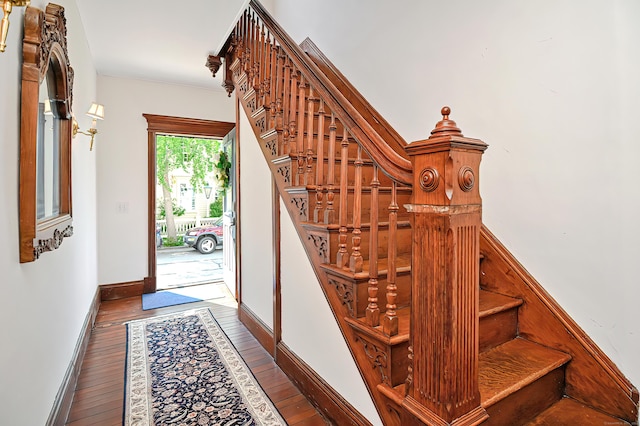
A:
[{"left": 155, "top": 134, "right": 229, "bottom": 291}]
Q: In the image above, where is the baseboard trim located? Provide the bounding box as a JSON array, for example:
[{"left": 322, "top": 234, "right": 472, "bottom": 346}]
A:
[
  {"left": 100, "top": 280, "right": 145, "bottom": 301},
  {"left": 46, "top": 287, "right": 101, "bottom": 426},
  {"left": 238, "top": 303, "right": 275, "bottom": 355},
  {"left": 276, "top": 342, "right": 371, "bottom": 426}
]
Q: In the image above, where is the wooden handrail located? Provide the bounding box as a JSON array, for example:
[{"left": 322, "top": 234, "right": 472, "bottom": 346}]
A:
[{"left": 247, "top": 0, "right": 413, "bottom": 186}]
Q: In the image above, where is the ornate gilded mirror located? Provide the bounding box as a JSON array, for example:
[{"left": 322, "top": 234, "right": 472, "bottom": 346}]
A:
[{"left": 19, "top": 3, "right": 74, "bottom": 263}]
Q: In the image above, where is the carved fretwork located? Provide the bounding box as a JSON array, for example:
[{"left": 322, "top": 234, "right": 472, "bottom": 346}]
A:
[
  {"left": 290, "top": 197, "right": 307, "bottom": 219},
  {"left": 276, "top": 165, "right": 290, "bottom": 184},
  {"left": 265, "top": 138, "right": 278, "bottom": 156},
  {"left": 256, "top": 116, "right": 266, "bottom": 133},
  {"left": 307, "top": 234, "right": 328, "bottom": 263},
  {"left": 239, "top": 79, "right": 248, "bottom": 94},
  {"left": 247, "top": 96, "right": 257, "bottom": 113},
  {"left": 34, "top": 225, "right": 73, "bottom": 259},
  {"left": 356, "top": 335, "right": 390, "bottom": 386},
  {"left": 328, "top": 278, "right": 354, "bottom": 317}
]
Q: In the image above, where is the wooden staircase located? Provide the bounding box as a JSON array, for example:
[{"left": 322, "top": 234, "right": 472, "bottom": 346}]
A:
[{"left": 211, "top": 1, "right": 639, "bottom": 425}]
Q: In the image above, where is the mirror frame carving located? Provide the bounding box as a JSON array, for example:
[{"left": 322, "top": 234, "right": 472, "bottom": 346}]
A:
[{"left": 19, "top": 3, "right": 74, "bottom": 263}]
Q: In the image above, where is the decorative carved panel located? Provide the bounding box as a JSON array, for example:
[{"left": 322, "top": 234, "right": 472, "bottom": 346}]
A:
[
  {"left": 328, "top": 277, "right": 354, "bottom": 317},
  {"left": 277, "top": 164, "right": 290, "bottom": 184},
  {"left": 356, "top": 335, "right": 390, "bottom": 385},
  {"left": 290, "top": 196, "right": 307, "bottom": 219},
  {"left": 307, "top": 234, "right": 328, "bottom": 263}
]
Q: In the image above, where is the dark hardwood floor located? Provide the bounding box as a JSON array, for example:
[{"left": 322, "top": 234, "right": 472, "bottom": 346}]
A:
[{"left": 66, "top": 284, "right": 329, "bottom": 425}]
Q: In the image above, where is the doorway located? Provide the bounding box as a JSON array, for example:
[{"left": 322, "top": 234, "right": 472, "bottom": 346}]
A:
[{"left": 143, "top": 114, "right": 235, "bottom": 295}]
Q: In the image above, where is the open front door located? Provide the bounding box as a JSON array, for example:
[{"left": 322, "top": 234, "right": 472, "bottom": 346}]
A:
[{"left": 222, "top": 128, "right": 237, "bottom": 298}]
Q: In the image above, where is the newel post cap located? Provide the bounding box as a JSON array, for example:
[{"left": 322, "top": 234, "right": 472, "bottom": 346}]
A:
[{"left": 430, "top": 106, "right": 463, "bottom": 137}]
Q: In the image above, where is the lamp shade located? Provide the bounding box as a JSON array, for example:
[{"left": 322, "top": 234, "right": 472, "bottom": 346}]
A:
[{"left": 86, "top": 102, "right": 105, "bottom": 120}]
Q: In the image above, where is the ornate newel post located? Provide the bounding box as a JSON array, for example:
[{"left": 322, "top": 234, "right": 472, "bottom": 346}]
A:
[{"left": 402, "top": 107, "right": 488, "bottom": 425}]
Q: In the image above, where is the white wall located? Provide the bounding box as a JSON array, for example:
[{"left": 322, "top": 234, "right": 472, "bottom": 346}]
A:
[
  {"left": 238, "top": 106, "right": 274, "bottom": 327},
  {"left": 279, "top": 199, "right": 381, "bottom": 424},
  {"left": 0, "top": 1, "right": 98, "bottom": 424},
  {"left": 272, "top": 0, "right": 640, "bottom": 393},
  {"left": 96, "top": 76, "right": 234, "bottom": 285}
]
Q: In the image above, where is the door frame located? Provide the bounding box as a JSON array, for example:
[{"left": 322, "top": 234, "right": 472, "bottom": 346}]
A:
[{"left": 142, "top": 114, "right": 235, "bottom": 293}]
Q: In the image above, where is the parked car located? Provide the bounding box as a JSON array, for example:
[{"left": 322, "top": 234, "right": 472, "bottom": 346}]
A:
[{"left": 184, "top": 217, "right": 223, "bottom": 254}]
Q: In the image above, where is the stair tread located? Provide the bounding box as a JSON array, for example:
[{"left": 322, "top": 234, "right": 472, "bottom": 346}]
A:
[
  {"left": 479, "top": 289, "right": 523, "bottom": 318},
  {"left": 480, "top": 338, "right": 571, "bottom": 408},
  {"left": 524, "top": 397, "right": 631, "bottom": 425}
]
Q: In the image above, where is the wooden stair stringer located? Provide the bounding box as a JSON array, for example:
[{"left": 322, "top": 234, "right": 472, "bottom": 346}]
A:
[{"left": 480, "top": 225, "right": 639, "bottom": 423}]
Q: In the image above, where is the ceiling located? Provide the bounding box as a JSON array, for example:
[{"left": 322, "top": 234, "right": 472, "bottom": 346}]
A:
[{"left": 76, "top": 0, "right": 249, "bottom": 90}]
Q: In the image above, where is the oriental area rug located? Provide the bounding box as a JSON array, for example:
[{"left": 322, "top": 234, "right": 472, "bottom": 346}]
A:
[{"left": 124, "top": 308, "right": 286, "bottom": 425}]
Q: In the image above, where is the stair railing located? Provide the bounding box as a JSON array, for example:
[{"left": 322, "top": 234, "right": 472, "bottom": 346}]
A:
[
  {"left": 213, "top": 2, "right": 489, "bottom": 424},
  {"left": 215, "top": 1, "right": 412, "bottom": 340}
]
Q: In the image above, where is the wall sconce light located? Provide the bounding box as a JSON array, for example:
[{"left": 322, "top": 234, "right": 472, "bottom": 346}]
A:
[
  {"left": 0, "top": 1, "right": 30, "bottom": 53},
  {"left": 72, "top": 102, "right": 104, "bottom": 151}
]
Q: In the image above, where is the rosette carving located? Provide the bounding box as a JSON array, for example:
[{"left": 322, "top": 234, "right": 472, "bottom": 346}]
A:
[{"left": 419, "top": 167, "right": 439, "bottom": 192}]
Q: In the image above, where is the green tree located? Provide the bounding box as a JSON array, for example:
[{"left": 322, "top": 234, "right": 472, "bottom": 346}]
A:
[{"left": 156, "top": 135, "right": 221, "bottom": 239}]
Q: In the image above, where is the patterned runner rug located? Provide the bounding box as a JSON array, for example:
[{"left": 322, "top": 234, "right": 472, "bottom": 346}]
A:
[{"left": 124, "top": 308, "right": 286, "bottom": 425}]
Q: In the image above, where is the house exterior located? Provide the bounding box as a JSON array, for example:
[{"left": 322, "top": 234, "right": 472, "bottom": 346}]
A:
[{"left": 0, "top": 1, "right": 638, "bottom": 425}]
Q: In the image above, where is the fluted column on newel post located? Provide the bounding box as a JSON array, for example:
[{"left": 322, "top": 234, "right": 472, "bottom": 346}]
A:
[{"left": 402, "top": 107, "right": 488, "bottom": 426}]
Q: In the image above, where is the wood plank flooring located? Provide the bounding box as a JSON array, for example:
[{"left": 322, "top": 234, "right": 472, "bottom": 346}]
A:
[{"left": 66, "top": 285, "right": 329, "bottom": 425}]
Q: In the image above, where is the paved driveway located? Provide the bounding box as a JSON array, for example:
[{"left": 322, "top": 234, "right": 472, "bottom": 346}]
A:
[{"left": 157, "top": 246, "right": 223, "bottom": 289}]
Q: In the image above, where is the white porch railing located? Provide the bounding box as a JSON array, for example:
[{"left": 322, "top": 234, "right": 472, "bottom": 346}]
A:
[{"left": 156, "top": 217, "right": 220, "bottom": 237}]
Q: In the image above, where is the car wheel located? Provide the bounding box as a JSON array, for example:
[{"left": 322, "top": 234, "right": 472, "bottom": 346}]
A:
[{"left": 196, "top": 236, "right": 217, "bottom": 254}]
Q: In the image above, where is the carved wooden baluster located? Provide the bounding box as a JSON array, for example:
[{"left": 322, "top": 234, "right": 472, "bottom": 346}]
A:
[
  {"left": 324, "top": 113, "right": 337, "bottom": 224},
  {"left": 313, "top": 98, "right": 325, "bottom": 223},
  {"left": 268, "top": 35, "right": 277, "bottom": 128},
  {"left": 241, "top": 11, "right": 249, "bottom": 72},
  {"left": 366, "top": 165, "right": 380, "bottom": 327},
  {"left": 288, "top": 68, "right": 299, "bottom": 160},
  {"left": 281, "top": 56, "right": 291, "bottom": 155},
  {"left": 296, "top": 75, "right": 307, "bottom": 186},
  {"left": 254, "top": 22, "right": 264, "bottom": 93},
  {"left": 305, "top": 85, "right": 315, "bottom": 186},
  {"left": 245, "top": 12, "right": 254, "bottom": 78},
  {"left": 335, "top": 127, "right": 350, "bottom": 269},
  {"left": 383, "top": 181, "right": 399, "bottom": 336},
  {"left": 274, "top": 48, "right": 284, "bottom": 153},
  {"left": 349, "top": 144, "right": 363, "bottom": 273},
  {"left": 261, "top": 26, "right": 270, "bottom": 107}
]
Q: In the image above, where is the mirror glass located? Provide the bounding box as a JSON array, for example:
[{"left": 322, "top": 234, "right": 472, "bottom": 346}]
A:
[{"left": 36, "top": 67, "right": 61, "bottom": 220}]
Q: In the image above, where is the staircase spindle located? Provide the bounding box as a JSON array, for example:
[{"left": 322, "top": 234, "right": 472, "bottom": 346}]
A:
[
  {"left": 313, "top": 99, "right": 325, "bottom": 223},
  {"left": 268, "top": 37, "right": 277, "bottom": 129},
  {"left": 335, "top": 127, "right": 350, "bottom": 269},
  {"left": 253, "top": 19, "right": 262, "bottom": 92},
  {"left": 246, "top": 12, "right": 254, "bottom": 79},
  {"left": 349, "top": 145, "right": 363, "bottom": 273},
  {"left": 324, "top": 112, "right": 336, "bottom": 224},
  {"left": 305, "top": 86, "right": 315, "bottom": 186},
  {"left": 260, "top": 27, "right": 270, "bottom": 107},
  {"left": 281, "top": 56, "right": 291, "bottom": 154},
  {"left": 365, "top": 165, "right": 380, "bottom": 327},
  {"left": 383, "top": 181, "right": 399, "bottom": 336},
  {"left": 288, "top": 69, "right": 299, "bottom": 160},
  {"left": 241, "top": 11, "right": 249, "bottom": 73},
  {"left": 296, "top": 76, "right": 307, "bottom": 186}
]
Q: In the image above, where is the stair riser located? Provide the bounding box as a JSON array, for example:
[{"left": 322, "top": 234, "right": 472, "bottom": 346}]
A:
[
  {"left": 484, "top": 368, "right": 565, "bottom": 426},
  {"left": 480, "top": 308, "right": 519, "bottom": 353}
]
